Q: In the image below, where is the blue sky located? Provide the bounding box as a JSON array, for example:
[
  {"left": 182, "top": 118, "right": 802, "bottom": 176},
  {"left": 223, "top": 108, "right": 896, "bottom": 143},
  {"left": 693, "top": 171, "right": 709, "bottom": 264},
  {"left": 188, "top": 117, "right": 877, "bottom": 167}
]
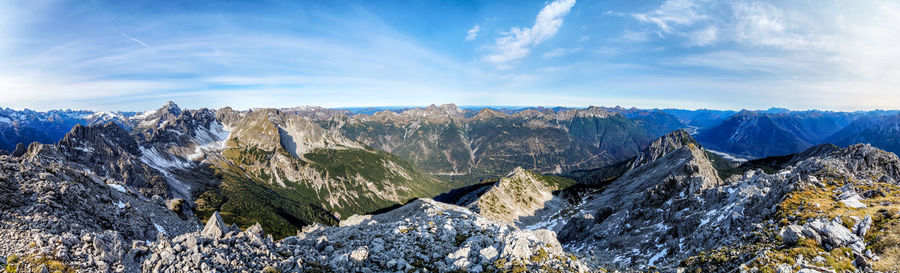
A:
[{"left": 1, "top": 0, "right": 899, "bottom": 111}]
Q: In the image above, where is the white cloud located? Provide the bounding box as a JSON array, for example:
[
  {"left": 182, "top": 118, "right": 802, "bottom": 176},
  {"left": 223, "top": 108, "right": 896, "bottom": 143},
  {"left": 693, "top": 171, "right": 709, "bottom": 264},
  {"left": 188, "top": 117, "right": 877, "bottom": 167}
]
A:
[
  {"left": 483, "top": 0, "right": 576, "bottom": 66},
  {"left": 729, "top": 1, "right": 826, "bottom": 50},
  {"left": 629, "top": 0, "right": 900, "bottom": 110},
  {"left": 633, "top": 0, "right": 900, "bottom": 78},
  {"left": 688, "top": 26, "right": 717, "bottom": 46},
  {"left": 632, "top": 0, "right": 828, "bottom": 49},
  {"left": 542, "top": 47, "right": 582, "bottom": 59},
  {"left": 632, "top": 0, "right": 709, "bottom": 34},
  {"left": 620, "top": 30, "right": 651, "bottom": 42},
  {"left": 466, "top": 25, "right": 480, "bottom": 41},
  {"left": 603, "top": 10, "right": 626, "bottom": 17}
]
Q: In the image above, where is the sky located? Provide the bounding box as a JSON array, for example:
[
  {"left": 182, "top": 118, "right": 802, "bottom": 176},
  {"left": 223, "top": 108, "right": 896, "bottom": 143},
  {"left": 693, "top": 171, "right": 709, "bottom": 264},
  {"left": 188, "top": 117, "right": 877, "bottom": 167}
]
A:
[{"left": 1, "top": 0, "right": 899, "bottom": 111}]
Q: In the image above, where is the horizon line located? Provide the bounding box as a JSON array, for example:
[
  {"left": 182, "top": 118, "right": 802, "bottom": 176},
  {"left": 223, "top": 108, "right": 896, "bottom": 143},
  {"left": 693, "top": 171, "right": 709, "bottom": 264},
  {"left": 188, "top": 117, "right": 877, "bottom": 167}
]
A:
[{"left": 3, "top": 102, "right": 900, "bottom": 114}]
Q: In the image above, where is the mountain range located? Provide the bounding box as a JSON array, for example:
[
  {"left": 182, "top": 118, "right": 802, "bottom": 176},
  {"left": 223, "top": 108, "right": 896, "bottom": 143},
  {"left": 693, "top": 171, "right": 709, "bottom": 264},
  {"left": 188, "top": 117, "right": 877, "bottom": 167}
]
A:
[{"left": 1, "top": 102, "right": 900, "bottom": 272}]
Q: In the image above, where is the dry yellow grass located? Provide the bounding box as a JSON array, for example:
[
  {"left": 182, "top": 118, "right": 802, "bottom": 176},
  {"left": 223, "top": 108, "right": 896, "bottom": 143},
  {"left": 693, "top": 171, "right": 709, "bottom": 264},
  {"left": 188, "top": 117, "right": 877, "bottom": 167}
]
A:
[
  {"left": 769, "top": 175, "right": 900, "bottom": 272},
  {"left": 870, "top": 219, "right": 900, "bottom": 271},
  {"left": 778, "top": 178, "right": 900, "bottom": 223}
]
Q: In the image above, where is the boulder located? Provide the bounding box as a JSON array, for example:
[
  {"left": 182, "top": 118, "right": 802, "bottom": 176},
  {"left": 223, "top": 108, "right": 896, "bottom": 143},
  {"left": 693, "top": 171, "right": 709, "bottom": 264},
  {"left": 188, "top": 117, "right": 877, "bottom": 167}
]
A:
[
  {"left": 853, "top": 215, "right": 873, "bottom": 237},
  {"left": 350, "top": 246, "right": 368, "bottom": 262},
  {"left": 245, "top": 223, "right": 266, "bottom": 246},
  {"left": 802, "top": 218, "right": 865, "bottom": 253},
  {"left": 780, "top": 224, "right": 804, "bottom": 246},
  {"left": 479, "top": 246, "right": 498, "bottom": 261},
  {"left": 201, "top": 211, "right": 228, "bottom": 239},
  {"left": 92, "top": 231, "right": 125, "bottom": 263}
]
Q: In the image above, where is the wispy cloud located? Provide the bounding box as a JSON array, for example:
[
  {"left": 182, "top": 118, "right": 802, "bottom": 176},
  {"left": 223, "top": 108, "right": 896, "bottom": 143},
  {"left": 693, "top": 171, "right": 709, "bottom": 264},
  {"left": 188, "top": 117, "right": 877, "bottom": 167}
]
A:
[
  {"left": 602, "top": 10, "right": 626, "bottom": 17},
  {"left": 619, "top": 30, "right": 651, "bottom": 42},
  {"left": 0, "top": 2, "right": 488, "bottom": 111},
  {"left": 483, "top": 0, "right": 576, "bottom": 67},
  {"left": 631, "top": 0, "right": 828, "bottom": 49},
  {"left": 687, "top": 26, "right": 717, "bottom": 46},
  {"left": 465, "top": 25, "right": 480, "bottom": 41},
  {"left": 632, "top": 0, "right": 709, "bottom": 34},
  {"left": 625, "top": 0, "right": 900, "bottom": 110},
  {"left": 121, "top": 33, "right": 159, "bottom": 54},
  {"left": 542, "top": 47, "right": 582, "bottom": 59}
]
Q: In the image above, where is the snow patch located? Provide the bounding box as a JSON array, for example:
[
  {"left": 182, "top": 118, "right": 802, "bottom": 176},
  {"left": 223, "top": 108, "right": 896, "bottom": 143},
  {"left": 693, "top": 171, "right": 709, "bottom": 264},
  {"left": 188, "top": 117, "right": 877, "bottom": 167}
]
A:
[
  {"left": 840, "top": 194, "right": 867, "bottom": 209},
  {"left": 73, "top": 146, "right": 95, "bottom": 153},
  {"left": 648, "top": 248, "right": 667, "bottom": 266},
  {"left": 139, "top": 146, "right": 192, "bottom": 169},
  {"left": 187, "top": 122, "right": 230, "bottom": 160},
  {"left": 153, "top": 223, "right": 167, "bottom": 235},
  {"left": 108, "top": 184, "right": 126, "bottom": 193}
]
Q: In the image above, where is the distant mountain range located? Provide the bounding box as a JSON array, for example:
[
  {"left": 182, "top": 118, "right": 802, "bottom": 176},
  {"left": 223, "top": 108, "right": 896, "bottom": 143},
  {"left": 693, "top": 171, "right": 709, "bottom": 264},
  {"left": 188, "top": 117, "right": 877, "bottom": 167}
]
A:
[
  {"left": 0, "top": 108, "right": 138, "bottom": 152},
  {"left": 695, "top": 109, "right": 900, "bottom": 158},
  {"left": 5, "top": 105, "right": 900, "bottom": 160}
]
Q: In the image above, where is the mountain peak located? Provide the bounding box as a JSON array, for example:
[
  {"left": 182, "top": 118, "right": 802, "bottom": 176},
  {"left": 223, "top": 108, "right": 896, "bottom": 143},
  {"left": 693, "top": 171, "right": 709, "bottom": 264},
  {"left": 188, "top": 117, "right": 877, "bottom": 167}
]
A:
[
  {"left": 465, "top": 166, "right": 574, "bottom": 223},
  {"left": 506, "top": 166, "right": 532, "bottom": 178},
  {"left": 576, "top": 106, "right": 613, "bottom": 118},
  {"left": 629, "top": 129, "right": 699, "bottom": 169},
  {"left": 133, "top": 101, "right": 184, "bottom": 130},
  {"left": 160, "top": 101, "right": 182, "bottom": 116}
]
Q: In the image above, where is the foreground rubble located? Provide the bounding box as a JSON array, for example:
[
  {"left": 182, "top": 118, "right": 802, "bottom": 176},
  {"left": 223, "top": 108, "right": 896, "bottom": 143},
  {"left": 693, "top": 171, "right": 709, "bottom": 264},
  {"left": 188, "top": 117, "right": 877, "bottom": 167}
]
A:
[{"left": 143, "top": 199, "right": 588, "bottom": 272}]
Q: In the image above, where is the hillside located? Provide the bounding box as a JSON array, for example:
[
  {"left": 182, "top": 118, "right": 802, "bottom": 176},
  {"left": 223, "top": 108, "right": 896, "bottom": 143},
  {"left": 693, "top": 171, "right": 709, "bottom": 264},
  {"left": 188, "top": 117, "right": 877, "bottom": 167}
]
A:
[
  {"left": 696, "top": 111, "right": 852, "bottom": 158},
  {"left": 328, "top": 104, "right": 657, "bottom": 183},
  {"left": 826, "top": 113, "right": 900, "bottom": 156},
  {"left": 198, "top": 108, "right": 450, "bottom": 237}
]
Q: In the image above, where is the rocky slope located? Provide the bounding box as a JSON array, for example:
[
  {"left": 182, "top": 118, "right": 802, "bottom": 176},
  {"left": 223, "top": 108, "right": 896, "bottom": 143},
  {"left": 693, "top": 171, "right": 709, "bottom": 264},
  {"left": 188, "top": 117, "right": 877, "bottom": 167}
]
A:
[
  {"left": 0, "top": 154, "right": 196, "bottom": 272},
  {"left": 553, "top": 130, "right": 900, "bottom": 272},
  {"left": 57, "top": 122, "right": 171, "bottom": 198},
  {"left": 2, "top": 102, "right": 453, "bottom": 241},
  {"left": 5, "top": 102, "right": 900, "bottom": 273},
  {"left": 557, "top": 131, "right": 723, "bottom": 269}
]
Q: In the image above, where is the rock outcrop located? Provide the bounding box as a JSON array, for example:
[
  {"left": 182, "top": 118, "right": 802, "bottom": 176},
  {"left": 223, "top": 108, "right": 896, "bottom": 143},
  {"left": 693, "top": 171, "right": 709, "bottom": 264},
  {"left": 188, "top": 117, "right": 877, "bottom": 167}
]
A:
[
  {"left": 558, "top": 130, "right": 724, "bottom": 269},
  {"left": 457, "top": 167, "right": 574, "bottom": 223},
  {"left": 56, "top": 122, "right": 170, "bottom": 198}
]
